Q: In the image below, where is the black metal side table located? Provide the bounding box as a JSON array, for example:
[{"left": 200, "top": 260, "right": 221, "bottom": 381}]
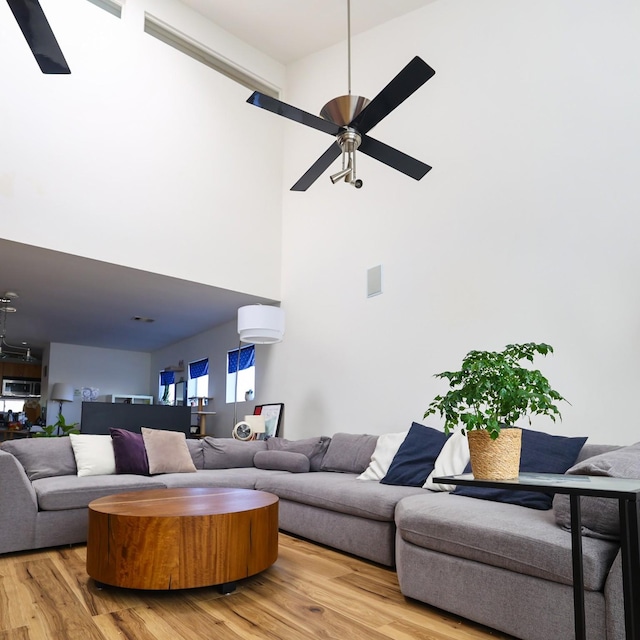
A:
[{"left": 433, "top": 472, "right": 640, "bottom": 640}]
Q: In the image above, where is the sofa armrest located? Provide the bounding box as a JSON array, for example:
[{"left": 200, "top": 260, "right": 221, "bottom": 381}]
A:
[{"left": 0, "top": 450, "right": 38, "bottom": 554}]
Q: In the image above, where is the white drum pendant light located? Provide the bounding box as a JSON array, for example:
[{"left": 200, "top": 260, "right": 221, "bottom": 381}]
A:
[{"left": 237, "top": 305, "right": 285, "bottom": 344}]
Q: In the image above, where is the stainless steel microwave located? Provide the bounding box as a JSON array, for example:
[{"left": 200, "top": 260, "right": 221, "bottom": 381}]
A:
[{"left": 2, "top": 379, "right": 41, "bottom": 397}]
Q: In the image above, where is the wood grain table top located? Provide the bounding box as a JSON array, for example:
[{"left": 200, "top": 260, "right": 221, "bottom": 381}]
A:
[{"left": 88, "top": 487, "right": 278, "bottom": 518}]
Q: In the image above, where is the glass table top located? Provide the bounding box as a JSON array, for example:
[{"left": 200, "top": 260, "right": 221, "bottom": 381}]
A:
[{"left": 432, "top": 472, "right": 640, "bottom": 499}]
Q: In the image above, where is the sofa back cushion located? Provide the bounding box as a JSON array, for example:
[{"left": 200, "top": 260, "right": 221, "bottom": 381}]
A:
[
  {"left": 1, "top": 437, "right": 77, "bottom": 480},
  {"left": 554, "top": 442, "right": 637, "bottom": 540},
  {"left": 268, "top": 436, "right": 332, "bottom": 472},
  {"left": 202, "top": 437, "right": 267, "bottom": 469},
  {"left": 320, "top": 433, "right": 377, "bottom": 474},
  {"left": 186, "top": 438, "right": 204, "bottom": 469}
]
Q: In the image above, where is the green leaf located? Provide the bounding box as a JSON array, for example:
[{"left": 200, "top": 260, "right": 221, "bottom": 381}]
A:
[{"left": 424, "top": 342, "right": 566, "bottom": 437}]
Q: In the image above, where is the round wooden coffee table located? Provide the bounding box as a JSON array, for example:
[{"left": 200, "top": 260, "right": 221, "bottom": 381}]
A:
[{"left": 86, "top": 487, "right": 279, "bottom": 591}]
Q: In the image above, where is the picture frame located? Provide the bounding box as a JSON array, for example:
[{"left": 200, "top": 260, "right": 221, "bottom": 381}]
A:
[{"left": 253, "top": 403, "right": 284, "bottom": 439}]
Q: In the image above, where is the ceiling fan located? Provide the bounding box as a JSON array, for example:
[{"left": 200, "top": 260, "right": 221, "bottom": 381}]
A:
[
  {"left": 246, "top": 0, "right": 435, "bottom": 191},
  {"left": 6, "top": 0, "right": 71, "bottom": 73}
]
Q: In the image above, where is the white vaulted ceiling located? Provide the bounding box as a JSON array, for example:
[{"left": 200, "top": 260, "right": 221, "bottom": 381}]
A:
[{"left": 177, "top": 0, "right": 439, "bottom": 63}]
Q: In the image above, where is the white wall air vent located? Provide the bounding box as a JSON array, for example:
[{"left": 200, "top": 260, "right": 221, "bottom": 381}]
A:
[
  {"left": 143, "top": 14, "right": 279, "bottom": 99},
  {"left": 367, "top": 265, "right": 383, "bottom": 298},
  {"left": 86, "top": 0, "right": 123, "bottom": 19}
]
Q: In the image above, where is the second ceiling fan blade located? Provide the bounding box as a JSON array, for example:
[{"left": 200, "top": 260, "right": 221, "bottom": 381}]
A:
[
  {"left": 247, "top": 92, "right": 340, "bottom": 137},
  {"left": 350, "top": 56, "right": 435, "bottom": 135},
  {"left": 359, "top": 135, "right": 431, "bottom": 181},
  {"left": 291, "top": 143, "right": 342, "bottom": 191},
  {"left": 7, "top": 0, "right": 71, "bottom": 74}
]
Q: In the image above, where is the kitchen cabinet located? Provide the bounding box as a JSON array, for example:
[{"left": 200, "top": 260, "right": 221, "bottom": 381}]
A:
[{"left": 0, "top": 362, "right": 41, "bottom": 380}]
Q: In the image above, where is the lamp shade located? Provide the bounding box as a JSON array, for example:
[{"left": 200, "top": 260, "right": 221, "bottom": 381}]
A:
[
  {"left": 51, "top": 383, "right": 74, "bottom": 403},
  {"left": 237, "top": 305, "right": 285, "bottom": 344}
]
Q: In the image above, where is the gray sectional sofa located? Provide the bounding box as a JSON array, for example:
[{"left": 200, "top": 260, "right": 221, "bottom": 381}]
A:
[{"left": 0, "top": 432, "right": 628, "bottom": 640}]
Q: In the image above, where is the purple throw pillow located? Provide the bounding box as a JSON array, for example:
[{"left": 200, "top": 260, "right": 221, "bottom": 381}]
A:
[{"left": 110, "top": 428, "right": 149, "bottom": 475}]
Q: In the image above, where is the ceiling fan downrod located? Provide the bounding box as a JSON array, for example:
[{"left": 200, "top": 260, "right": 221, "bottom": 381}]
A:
[{"left": 323, "top": 0, "right": 369, "bottom": 188}]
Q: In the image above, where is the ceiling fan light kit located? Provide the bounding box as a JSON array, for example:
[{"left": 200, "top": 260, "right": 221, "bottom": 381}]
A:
[{"left": 247, "top": 0, "right": 435, "bottom": 191}]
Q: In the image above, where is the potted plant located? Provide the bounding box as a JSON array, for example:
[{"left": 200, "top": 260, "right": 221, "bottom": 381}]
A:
[
  {"left": 424, "top": 342, "right": 566, "bottom": 479},
  {"left": 34, "top": 413, "right": 79, "bottom": 438}
]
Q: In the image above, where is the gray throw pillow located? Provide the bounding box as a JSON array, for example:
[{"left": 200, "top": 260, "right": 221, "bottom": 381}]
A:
[
  {"left": 320, "top": 433, "right": 378, "bottom": 474},
  {"left": 202, "top": 437, "right": 267, "bottom": 469},
  {"left": 1, "top": 437, "right": 77, "bottom": 480},
  {"left": 553, "top": 442, "right": 640, "bottom": 540},
  {"left": 254, "top": 450, "right": 310, "bottom": 473},
  {"left": 266, "top": 436, "right": 331, "bottom": 471}
]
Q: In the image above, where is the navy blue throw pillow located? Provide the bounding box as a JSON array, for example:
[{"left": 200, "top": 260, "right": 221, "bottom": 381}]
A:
[
  {"left": 380, "top": 422, "right": 448, "bottom": 487},
  {"left": 453, "top": 428, "right": 587, "bottom": 509}
]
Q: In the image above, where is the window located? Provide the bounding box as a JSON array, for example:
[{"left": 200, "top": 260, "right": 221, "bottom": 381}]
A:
[
  {"left": 226, "top": 345, "right": 255, "bottom": 403},
  {"left": 158, "top": 370, "right": 175, "bottom": 405},
  {"left": 143, "top": 14, "right": 279, "bottom": 98},
  {"left": 188, "top": 358, "right": 209, "bottom": 400}
]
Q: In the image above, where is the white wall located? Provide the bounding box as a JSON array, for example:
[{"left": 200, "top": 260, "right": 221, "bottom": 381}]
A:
[
  {"left": 47, "top": 342, "right": 151, "bottom": 426},
  {"left": 7, "top": 0, "right": 639, "bottom": 446},
  {"left": 264, "top": 0, "right": 640, "bottom": 445},
  {"left": 0, "top": 0, "right": 285, "bottom": 299}
]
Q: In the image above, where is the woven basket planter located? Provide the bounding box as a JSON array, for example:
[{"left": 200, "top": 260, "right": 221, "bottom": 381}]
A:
[{"left": 467, "top": 428, "right": 522, "bottom": 480}]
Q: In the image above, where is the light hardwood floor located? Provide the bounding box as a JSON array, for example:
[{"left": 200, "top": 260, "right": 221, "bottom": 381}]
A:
[{"left": 0, "top": 533, "right": 514, "bottom": 639}]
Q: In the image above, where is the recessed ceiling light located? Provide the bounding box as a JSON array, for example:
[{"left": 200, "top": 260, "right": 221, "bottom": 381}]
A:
[{"left": 132, "top": 316, "right": 155, "bottom": 323}]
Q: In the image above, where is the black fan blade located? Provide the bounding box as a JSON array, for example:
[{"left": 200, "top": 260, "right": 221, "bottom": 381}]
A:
[
  {"left": 291, "top": 142, "right": 341, "bottom": 191},
  {"left": 350, "top": 56, "right": 434, "bottom": 134},
  {"left": 7, "top": 0, "right": 70, "bottom": 74},
  {"left": 359, "top": 135, "right": 431, "bottom": 181},
  {"left": 248, "top": 92, "right": 340, "bottom": 137}
]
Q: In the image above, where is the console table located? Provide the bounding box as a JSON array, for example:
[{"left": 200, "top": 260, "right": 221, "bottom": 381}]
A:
[
  {"left": 0, "top": 426, "right": 31, "bottom": 441},
  {"left": 433, "top": 472, "right": 640, "bottom": 640}
]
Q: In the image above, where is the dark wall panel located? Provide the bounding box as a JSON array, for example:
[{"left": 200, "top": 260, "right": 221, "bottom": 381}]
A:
[{"left": 80, "top": 402, "right": 191, "bottom": 435}]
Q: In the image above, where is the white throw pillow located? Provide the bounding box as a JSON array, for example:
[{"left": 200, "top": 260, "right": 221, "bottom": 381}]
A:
[
  {"left": 423, "top": 430, "right": 470, "bottom": 491},
  {"left": 69, "top": 433, "right": 116, "bottom": 477},
  {"left": 357, "top": 431, "right": 408, "bottom": 481}
]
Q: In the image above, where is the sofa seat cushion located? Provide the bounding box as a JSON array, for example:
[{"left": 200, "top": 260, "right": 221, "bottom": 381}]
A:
[
  {"left": 33, "top": 475, "right": 167, "bottom": 511},
  {"left": 255, "top": 472, "right": 425, "bottom": 521},
  {"left": 160, "top": 468, "right": 290, "bottom": 490},
  {"left": 395, "top": 492, "right": 619, "bottom": 591}
]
